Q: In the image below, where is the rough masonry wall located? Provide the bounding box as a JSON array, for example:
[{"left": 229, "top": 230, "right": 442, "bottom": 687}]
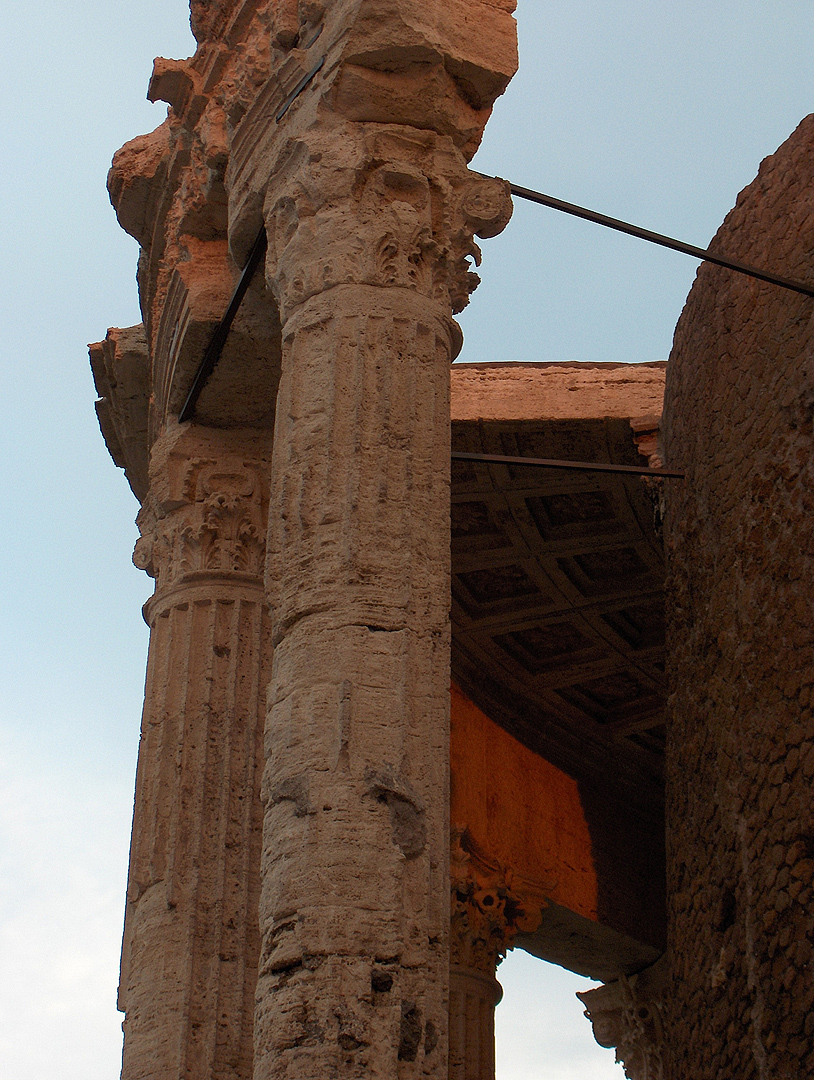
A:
[{"left": 663, "top": 114, "right": 814, "bottom": 1079}]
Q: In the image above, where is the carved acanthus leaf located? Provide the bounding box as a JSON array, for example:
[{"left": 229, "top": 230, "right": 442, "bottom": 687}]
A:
[
  {"left": 577, "top": 956, "right": 667, "bottom": 1080},
  {"left": 450, "top": 826, "right": 543, "bottom": 973},
  {"left": 135, "top": 459, "right": 267, "bottom": 588},
  {"left": 262, "top": 130, "right": 513, "bottom": 321}
]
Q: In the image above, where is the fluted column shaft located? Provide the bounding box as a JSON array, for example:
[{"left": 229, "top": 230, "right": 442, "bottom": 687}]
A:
[
  {"left": 120, "top": 424, "right": 273, "bottom": 1080},
  {"left": 449, "top": 967, "right": 502, "bottom": 1080},
  {"left": 448, "top": 832, "right": 536, "bottom": 1080},
  {"left": 255, "top": 290, "right": 454, "bottom": 1080}
]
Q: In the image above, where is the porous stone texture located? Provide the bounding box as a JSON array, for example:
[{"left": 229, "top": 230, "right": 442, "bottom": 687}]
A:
[
  {"left": 90, "top": 326, "right": 150, "bottom": 500},
  {"left": 450, "top": 361, "right": 665, "bottom": 430},
  {"left": 663, "top": 114, "right": 814, "bottom": 1078},
  {"left": 251, "top": 142, "right": 513, "bottom": 1080},
  {"left": 232, "top": 6, "right": 517, "bottom": 1080},
  {"left": 121, "top": 423, "right": 273, "bottom": 1080}
]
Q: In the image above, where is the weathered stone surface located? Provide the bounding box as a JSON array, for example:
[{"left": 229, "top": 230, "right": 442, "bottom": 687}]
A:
[
  {"left": 98, "top": 3, "right": 518, "bottom": 1080},
  {"left": 663, "top": 113, "right": 814, "bottom": 1078},
  {"left": 237, "top": 6, "right": 517, "bottom": 1079},
  {"left": 254, "top": 278, "right": 456, "bottom": 1079},
  {"left": 90, "top": 325, "right": 150, "bottom": 500},
  {"left": 93, "top": 3, "right": 814, "bottom": 1078},
  {"left": 120, "top": 423, "right": 273, "bottom": 1080},
  {"left": 450, "top": 361, "right": 665, "bottom": 428},
  {"left": 578, "top": 956, "right": 667, "bottom": 1080}
]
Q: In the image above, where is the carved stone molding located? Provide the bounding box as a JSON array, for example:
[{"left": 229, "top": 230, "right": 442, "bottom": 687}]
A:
[
  {"left": 577, "top": 956, "right": 668, "bottom": 1080},
  {"left": 89, "top": 325, "right": 150, "bottom": 501}
]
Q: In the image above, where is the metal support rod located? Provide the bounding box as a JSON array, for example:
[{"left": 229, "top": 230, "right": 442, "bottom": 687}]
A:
[
  {"left": 505, "top": 180, "right": 814, "bottom": 299},
  {"left": 451, "top": 450, "right": 684, "bottom": 478},
  {"left": 179, "top": 228, "right": 268, "bottom": 423},
  {"left": 275, "top": 55, "right": 325, "bottom": 122},
  {"left": 180, "top": 171, "right": 814, "bottom": 420}
]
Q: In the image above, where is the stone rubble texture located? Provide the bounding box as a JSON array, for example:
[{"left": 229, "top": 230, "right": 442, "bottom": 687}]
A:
[{"left": 663, "top": 114, "right": 814, "bottom": 1079}]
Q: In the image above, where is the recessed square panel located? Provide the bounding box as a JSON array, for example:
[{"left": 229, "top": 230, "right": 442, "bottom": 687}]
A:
[
  {"left": 494, "top": 621, "right": 606, "bottom": 675},
  {"left": 576, "top": 548, "right": 649, "bottom": 582},
  {"left": 557, "top": 670, "right": 662, "bottom": 726},
  {"left": 627, "top": 727, "right": 666, "bottom": 753},
  {"left": 557, "top": 546, "right": 654, "bottom": 598},
  {"left": 526, "top": 489, "right": 623, "bottom": 541},
  {"left": 456, "top": 564, "right": 544, "bottom": 606},
  {"left": 451, "top": 501, "right": 511, "bottom": 552},
  {"left": 541, "top": 490, "right": 615, "bottom": 526},
  {"left": 502, "top": 423, "right": 605, "bottom": 468},
  {"left": 575, "top": 671, "right": 646, "bottom": 710},
  {"left": 601, "top": 603, "right": 665, "bottom": 650}
]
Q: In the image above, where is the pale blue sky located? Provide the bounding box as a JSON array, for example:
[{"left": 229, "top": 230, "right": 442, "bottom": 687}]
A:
[{"left": 2, "top": 2, "right": 813, "bottom": 1077}]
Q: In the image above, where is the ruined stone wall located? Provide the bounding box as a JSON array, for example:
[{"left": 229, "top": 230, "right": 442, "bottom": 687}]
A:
[{"left": 662, "top": 114, "right": 814, "bottom": 1078}]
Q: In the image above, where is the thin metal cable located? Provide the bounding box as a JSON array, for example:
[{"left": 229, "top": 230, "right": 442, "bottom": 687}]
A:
[
  {"left": 500, "top": 179, "right": 814, "bottom": 299},
  {"left": 452, "top": 451, "right": 684, "bottom": 479}
]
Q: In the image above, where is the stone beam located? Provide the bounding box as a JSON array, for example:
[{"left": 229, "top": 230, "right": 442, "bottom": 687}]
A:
[{"left": 451, "top": 683, "right": 663, "bottom": 982}]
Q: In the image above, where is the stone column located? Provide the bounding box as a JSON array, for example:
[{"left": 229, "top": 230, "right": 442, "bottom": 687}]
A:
[
  {"left": 251, "top": 123, "right": 513, "bottom": 1080},
  {"left": 449, "top": 898, "right": 504, "bottom": 1080},
  {"left": 448, "top": 829, "right": 541, "bottom": 1080},
  {"left": 119, "top": 423, "right": 273, "bottom": 1080}
]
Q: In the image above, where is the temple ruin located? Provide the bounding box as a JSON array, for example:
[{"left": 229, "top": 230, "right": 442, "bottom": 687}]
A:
[{"left": 91, "top": 2, "right": 814, "bottom": 1077}]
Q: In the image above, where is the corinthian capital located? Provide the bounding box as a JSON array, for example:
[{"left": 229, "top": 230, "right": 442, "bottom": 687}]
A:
[
  {"left": 133, "top": 425, "right": 271, "bottom": 594},
  {"left": 577, "top": 956, "right": 667, "bottom": 1080},
  {"left": 450, "top": 827, "right": 543, "bottom": 974},
  {"left": 262, "top": 126, "right": 513, "bottom": 323}
]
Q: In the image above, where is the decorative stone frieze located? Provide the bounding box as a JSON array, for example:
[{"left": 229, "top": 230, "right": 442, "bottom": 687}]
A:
[{"left": 577, "top": 957, "right": 667, "bottom": 1080}]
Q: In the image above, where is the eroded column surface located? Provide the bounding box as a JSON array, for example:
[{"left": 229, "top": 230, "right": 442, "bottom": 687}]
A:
[
  {"left": 120, "top": 424, "right": 272, "bottom": 1080},
  {"left": 250, "top": 117, "right": 514, "bottom": 1077},
  {"left": 662, "top": 115, "right": 814, "bottom": 1077}
]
